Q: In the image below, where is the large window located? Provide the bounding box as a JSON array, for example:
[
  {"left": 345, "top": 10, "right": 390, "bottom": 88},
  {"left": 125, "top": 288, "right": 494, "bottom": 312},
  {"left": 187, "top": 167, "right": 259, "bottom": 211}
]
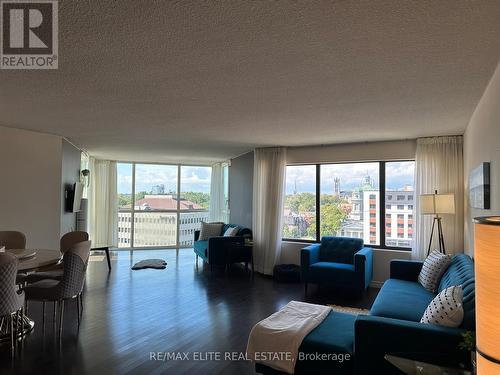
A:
[
  {"left": 385, "top": 161, "right": 415, "bottom": 249},
  {"left": 321, "top": 163, "right": 380, "bottom": 245},
  {"left": 179, "top": 166, "right": 211, "bottom": 246},
  {"left": 117, "top": 163, "right": 214, "bottom": 249},
  {"left": 283, "top": 165, "right": 317, "bottom": 240},
  {"left": 134, "top": 164, "right": 178, "bottom": 211},
  {"left": 283, "top": 161, "right": 415, "bottom": 250}
]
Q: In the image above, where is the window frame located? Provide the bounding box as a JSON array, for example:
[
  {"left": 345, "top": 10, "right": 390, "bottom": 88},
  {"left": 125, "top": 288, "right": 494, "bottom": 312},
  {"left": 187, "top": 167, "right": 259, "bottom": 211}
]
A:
[
  {"left": 282, "top": 160, "right": 415, "bottom": 251},
  {"left": 117, "top": 162, "right": 213, "bottom": 250}
]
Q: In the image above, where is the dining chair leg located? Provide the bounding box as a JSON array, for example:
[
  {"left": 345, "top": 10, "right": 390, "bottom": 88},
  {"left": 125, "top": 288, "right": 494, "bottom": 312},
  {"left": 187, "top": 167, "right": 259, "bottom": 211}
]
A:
[
  {"left": 10, "top": 314, "right": 15, "bottom": 356},
  {"left": 42, "top": 301, "right": 46, "bottom": 331},
  {"left": 21, "top": 306, "right": 25, "bottom": 338},
  {"left": 76, "top": 297, "right": 81, "bottom": 327},
  {"left": 58, "top": 300, "right": 64, "bottom": 337},
  {"left": 17, "top": 309, "right": 22, "bottom": 337},
  {"left": 14, "top": 310, "right": 19, "bottom": 337},
  {"left": 19, "top": 307, "right": 25, "bottom": 353},
  {"left": 53, "top": 301, "right": 57, "bottom": 327}
]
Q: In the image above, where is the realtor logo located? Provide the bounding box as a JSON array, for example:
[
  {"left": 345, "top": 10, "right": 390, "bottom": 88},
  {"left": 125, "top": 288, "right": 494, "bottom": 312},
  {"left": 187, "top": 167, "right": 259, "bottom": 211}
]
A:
[{"left": 1, "top": 0, "right": 58, "bottom": 69}]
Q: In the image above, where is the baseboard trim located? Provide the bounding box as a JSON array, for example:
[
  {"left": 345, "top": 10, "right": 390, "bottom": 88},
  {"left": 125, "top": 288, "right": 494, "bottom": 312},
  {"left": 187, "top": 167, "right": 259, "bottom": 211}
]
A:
[{"left": 370, "top": 281, "right": 384, "bottom": 288}]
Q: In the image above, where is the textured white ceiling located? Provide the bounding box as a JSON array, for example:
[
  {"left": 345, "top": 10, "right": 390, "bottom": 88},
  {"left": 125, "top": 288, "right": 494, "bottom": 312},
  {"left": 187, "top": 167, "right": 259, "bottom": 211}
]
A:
[{"left": 1, "top": 0, "right": 500, "bottom": 163}]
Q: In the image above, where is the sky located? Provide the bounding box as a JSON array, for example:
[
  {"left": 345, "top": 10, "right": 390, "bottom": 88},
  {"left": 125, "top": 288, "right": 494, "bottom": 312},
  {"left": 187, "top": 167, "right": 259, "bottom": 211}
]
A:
[
  {"left": 285, "top": 161, "right": 415, "bottom": 194},
  {"left": 117, "top": 161, "right": 414, "bottom": 196},
  {"left": 117, "top": 163, "right": 211, "bottom": 194}
]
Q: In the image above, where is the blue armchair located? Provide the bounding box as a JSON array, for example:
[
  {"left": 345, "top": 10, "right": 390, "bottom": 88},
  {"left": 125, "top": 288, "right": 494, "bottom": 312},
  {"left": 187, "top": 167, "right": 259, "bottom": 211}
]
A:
[{"left": 301, "top": 236, "right": 373, "bottom": 295}]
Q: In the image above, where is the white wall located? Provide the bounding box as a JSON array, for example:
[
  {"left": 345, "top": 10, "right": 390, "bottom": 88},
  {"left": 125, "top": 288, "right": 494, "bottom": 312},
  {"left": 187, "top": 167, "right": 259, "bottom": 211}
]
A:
[
  {"left": 464, "top": 61, "right": 500, "bottom": 255},
  {"left": 287, "top": 139, "right": 416, "bottom": 164},
  {"left": 61, "top": 139, "right": 81, "bottom": 235},
  {"left": 0, "top": 126, "right": 63, "bottom": 249},
  {"left": 280, "top": 241, "right": 411, "bottom": 286}
]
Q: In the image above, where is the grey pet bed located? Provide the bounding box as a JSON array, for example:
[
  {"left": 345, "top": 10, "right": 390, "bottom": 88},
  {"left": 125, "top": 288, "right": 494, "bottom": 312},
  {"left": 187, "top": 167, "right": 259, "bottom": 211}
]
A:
[{"left": 132, "top": 259, "right": 167, "bottom": 270}]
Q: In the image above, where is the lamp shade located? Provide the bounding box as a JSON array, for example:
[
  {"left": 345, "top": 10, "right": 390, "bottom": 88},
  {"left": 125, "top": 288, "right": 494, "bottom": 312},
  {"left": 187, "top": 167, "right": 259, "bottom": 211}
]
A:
[
  {"left": 435, "top": 194, "right": 455, "bottom": 214},
  {"left": 419, "top": 193, "right": 455, "bottom": 215},
  {"left": 420, "top": 194, "right": 436, "bottom": 214},
  {"left": 474, "top": 216, "right": 500, "bottom": 374}
]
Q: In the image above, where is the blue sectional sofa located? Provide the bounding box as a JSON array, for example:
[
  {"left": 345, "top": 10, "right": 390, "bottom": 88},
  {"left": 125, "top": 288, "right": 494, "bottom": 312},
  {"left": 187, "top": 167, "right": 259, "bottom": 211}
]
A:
[
  {"left": 193, "top": 224, "right": 252, "bottom": 270},
  {"left": 256, "top": 253, "right": 475, "bottom": 375},
  {"left": 301, "top": 237, "right": 373, "bottom": 295}
]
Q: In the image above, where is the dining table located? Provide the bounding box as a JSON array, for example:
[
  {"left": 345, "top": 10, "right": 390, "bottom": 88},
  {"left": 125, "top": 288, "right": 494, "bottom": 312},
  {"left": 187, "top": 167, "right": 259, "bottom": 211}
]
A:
[{"left": 0, "top": 248, "right": 62, "bottom": 342}]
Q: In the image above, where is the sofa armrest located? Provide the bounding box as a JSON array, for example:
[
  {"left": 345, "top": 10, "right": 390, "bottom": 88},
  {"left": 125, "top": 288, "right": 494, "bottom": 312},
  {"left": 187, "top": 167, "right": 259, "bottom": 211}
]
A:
[
  {"left": 390, "top": 259, "right": 424, "bottom": 281},
  {"left": 355, "top": 315, "right": 467, "bottom": 374},
  {"left": 301, "top": 244, "right": 321, "bottom": 281},
  {"left": 194, "top": 230, "right": 200, "bottom": 242},
  {"left": 354, "top": 247, "right": 373, "bottom": 290},
  {"left": 301, "top": 244, "right": 321, "bottom": 265}
]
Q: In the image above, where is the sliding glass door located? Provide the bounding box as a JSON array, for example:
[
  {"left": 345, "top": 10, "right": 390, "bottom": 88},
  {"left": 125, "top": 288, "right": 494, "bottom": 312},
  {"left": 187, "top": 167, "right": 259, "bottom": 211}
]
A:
[
  {"left": 117, "top": 163, "right": 212, "bottom": 249},
  {"left": 179, "top": 166, "right": 211, "bottom": 247}
]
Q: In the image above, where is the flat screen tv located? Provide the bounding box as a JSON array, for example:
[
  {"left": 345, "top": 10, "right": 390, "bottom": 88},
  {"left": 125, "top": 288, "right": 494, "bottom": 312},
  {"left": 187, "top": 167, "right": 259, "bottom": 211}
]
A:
[{"left": 67, "top": 182, "right": 84, "bottom": 212}]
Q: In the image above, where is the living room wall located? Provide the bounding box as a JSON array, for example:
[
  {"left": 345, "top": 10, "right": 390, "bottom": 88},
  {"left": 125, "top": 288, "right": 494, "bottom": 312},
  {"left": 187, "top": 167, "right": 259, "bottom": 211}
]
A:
[
  {"left": 61, "top": 139, "right": 82, "bottom": 236},
  {"left": 464, "top": 60, "right": 500, "bottom": 255},
  {"left": 0, "top": 126, "right": 63, "bottom": 249},
  {"left": 286, "top": 139, "right": 417, "bottom": 164}
]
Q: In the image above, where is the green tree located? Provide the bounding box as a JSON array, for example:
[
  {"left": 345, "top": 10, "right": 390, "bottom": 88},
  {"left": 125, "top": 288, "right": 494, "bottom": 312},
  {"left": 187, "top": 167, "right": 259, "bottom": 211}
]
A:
[
  {"left": 283, "top": 225, "right": 299, "bottom": 239},
  {"left": 182, "top": 192, "right": 210, "bottom": 209},
  {"left": 319, "top": 203, "right": 348, "bottom": 237},
  {"left": 285, "top": 193, "right": 316, "bottom": 213},
  {"left": 300, "top": 194, "right": 350, "bottom": 237},
  {"left": 284, "top": 192, "right": 350, "bottom": 239},
  {"left": 135, "top": 191, "right": 147, "bottom": 201},
  {"left": 118, "top": 194, "right": 132, "bottom": 208},
  {"left": 306, "top": 222, "right": 316, "bottom": 239}
]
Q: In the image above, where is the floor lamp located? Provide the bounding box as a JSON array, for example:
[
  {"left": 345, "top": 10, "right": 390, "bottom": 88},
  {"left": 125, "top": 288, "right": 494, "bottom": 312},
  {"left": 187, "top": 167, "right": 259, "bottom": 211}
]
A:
[
  {"left": 474, "top": 216, "right": 500, "bottom": 374},
  {"left": 419, "top": 191, "right": 455, "bottom": 256}
]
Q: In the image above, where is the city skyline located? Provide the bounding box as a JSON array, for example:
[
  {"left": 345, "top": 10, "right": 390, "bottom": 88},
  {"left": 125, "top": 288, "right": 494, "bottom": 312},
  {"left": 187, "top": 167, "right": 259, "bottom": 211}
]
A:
[
  {"left": 117, "top": 163, "right": 211, "bottom": 195},
  {"left": 285, "top": 162, "right": 415, "bottom": 194}
]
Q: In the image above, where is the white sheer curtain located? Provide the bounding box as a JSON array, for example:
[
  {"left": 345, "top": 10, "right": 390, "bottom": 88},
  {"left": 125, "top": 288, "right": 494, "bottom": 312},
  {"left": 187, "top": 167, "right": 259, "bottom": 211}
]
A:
[
  {"left": 413, "top": 136, "right": 464, "bottom": 259},
  {"left": 209, "top": 162, "right": 226, "bottom": 222},
  {"left": 252, "top": 147, "right": 287, "bottom": 275},
  {"left": 88, "top": 158, "right": 118, "bottom": 247}
]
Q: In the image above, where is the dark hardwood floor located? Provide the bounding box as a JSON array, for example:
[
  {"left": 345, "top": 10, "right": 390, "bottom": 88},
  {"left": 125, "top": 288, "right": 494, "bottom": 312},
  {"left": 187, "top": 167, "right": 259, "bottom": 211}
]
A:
[{"left": 0, "top": 249, "right": 378, "bottom": 375}]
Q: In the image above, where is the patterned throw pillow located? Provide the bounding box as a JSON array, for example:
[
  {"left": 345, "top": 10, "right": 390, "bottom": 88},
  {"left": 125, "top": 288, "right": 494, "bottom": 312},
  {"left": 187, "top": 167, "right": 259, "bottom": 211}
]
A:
[
  {"left": 199, "top": 222, "right": 224, "bottom": 240},
  {"left": 418, "top": 250, "right": 452, "bottom": 292},
  {"left": 421, "top": 285, "right": 464, "bottom": 327},
  {"left": 223, "top": 227, "right": 239, "bottom": 237}
]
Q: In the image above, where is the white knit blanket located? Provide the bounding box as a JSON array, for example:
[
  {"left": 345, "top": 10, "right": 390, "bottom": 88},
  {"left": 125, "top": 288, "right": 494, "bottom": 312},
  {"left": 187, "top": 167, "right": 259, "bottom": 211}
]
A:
[{"left": 246, "top": 301, "right": 331, "bottom": 374}]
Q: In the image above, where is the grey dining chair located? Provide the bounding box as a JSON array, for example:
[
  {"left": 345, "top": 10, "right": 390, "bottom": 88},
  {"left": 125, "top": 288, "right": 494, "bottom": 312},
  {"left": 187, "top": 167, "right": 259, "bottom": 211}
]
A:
[
  {"left": 0, "top": 231, "right": 26, "bottom": 250},
  {"left": 0, "top": 231, "right": 28, "bottom": 287},
  {"left": 0, "top": 252, "right": 25, "bottom": 354},
  {"left": 26, "top": 231, "right": 89, "bottom": 284},
  {"left": 24, "top": 240, "right": 91, "bottom": 336}
]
